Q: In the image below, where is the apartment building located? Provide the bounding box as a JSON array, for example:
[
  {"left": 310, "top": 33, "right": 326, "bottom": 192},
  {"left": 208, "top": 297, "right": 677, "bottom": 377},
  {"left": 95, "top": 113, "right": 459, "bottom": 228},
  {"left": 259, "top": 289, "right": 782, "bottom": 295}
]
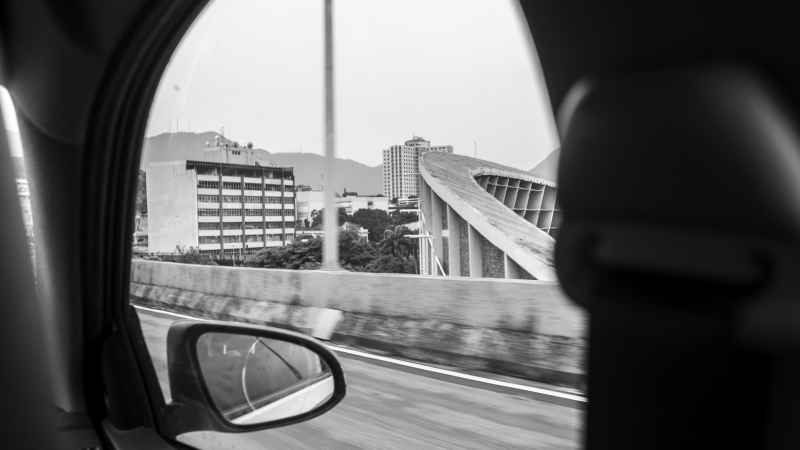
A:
[
  {"left": 146, "top": 159, "right": 296, "bottom": 254},
  {"left": 382, "top": 135, "right": 452, "bottom": 199}
]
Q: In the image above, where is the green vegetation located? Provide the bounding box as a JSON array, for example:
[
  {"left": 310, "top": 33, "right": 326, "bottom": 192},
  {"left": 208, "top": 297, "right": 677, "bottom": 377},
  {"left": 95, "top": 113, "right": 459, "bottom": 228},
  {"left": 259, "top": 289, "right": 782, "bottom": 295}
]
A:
[
  {"left": 244, "top": 228, "right": 417, "bottom": 274},
  {"left": 172, "top": 245, "right": 217, "bottom": 265},
  {"left": 310, "top": 207, "right": 351, "bottom": 229},
  {"left": 136, "top": 170, "right": 147, "bottom": 215},
  {"left": 379, "top": 225, "right": 416, "bottom": 260},
  {"left": 308, "top": 207, "right": 419, "bottom": 243}
]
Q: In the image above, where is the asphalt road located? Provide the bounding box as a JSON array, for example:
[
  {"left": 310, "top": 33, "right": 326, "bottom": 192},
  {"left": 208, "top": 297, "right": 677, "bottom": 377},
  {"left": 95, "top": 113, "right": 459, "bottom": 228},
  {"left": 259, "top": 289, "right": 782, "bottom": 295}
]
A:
[{"left": 136, "top": 308, "right": 583, "bottom": 450}]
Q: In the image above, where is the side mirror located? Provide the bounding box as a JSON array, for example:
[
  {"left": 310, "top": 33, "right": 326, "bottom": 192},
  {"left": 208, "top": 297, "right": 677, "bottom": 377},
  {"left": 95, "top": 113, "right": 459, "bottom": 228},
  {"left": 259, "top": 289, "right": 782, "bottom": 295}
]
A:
[{"left": 162, "top": 320, "right": 346, "bottom": 438}]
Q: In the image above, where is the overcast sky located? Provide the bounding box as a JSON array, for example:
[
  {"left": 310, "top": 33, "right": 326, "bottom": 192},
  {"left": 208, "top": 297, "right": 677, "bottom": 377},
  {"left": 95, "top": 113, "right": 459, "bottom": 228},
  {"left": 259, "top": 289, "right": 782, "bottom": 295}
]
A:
[{"left": 6, "top": 1, "right": 562, "bottom": 170}]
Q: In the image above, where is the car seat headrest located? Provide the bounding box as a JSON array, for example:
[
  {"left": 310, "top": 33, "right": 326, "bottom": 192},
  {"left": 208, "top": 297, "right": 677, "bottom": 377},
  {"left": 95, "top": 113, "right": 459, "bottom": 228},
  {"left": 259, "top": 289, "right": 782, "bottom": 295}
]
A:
[{"left": 555, "top": 63, "right": 800, "bottom": 307}]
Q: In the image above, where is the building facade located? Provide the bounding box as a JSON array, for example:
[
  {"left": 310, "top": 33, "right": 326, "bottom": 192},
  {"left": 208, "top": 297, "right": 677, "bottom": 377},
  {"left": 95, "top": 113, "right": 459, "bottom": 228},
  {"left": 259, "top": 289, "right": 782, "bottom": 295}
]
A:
[
  {"left": 295, "top": 190, "right": 325, "bottom": 225},
  {"left": 296, "top": 190, "right": 390, "bottom": 225},
  {"left": 146, "top": 159, "right": 296, "bottom": 254},
  {"left": 336, "top": 195, "right": 389, "bottom": 216},
  {"left": 417, "top": 151, "right": 559, "bottom": 281},
  {"left": 382, "top": 136, "right": 452, "bottom": 199}
]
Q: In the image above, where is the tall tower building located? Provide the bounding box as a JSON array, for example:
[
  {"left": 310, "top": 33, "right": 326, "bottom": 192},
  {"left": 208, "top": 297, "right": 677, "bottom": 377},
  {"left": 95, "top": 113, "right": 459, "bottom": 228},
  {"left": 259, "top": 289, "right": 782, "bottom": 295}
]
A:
[{"left": 382, "top": 136, "right": 452, "bottom": 199}]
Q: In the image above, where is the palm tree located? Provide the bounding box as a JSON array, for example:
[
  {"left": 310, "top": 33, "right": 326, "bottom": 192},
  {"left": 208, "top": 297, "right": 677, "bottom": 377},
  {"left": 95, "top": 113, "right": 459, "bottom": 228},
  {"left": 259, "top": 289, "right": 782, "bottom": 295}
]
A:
[{"left": 379, "top": 225, "right": 416, "bottom": 265}]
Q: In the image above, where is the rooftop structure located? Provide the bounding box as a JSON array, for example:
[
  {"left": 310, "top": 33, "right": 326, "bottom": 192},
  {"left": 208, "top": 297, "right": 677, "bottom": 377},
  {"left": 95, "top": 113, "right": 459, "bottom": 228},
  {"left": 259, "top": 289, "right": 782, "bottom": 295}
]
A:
[
  {"left": 203, "top": 134, "right": 277, "bottom": 167},
  {"left": 418, "top": 152, "right": 558, "bottom": 280}
]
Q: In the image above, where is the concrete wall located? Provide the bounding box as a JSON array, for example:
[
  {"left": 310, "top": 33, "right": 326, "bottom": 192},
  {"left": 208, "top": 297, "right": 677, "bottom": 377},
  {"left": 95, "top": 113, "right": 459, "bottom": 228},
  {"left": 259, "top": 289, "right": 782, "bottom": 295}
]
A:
[
  {"left": 146, "top": 162, "right": 198, "bottom": 253},
  {"left": 130, "top": 260, "right": 587, "bottom": 387}
]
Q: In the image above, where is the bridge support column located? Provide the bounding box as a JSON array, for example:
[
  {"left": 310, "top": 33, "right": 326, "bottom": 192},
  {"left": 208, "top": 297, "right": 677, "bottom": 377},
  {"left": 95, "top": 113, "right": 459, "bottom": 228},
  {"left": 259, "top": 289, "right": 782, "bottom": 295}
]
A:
[
  {"left": 468, "top": 224, "right": 482, "bottom": 278},
  {"left": 447, "top": 205, "right": 461, "bottom": 276},
  {"left": 504, "top": 253, "right": 520, "bottom": 279}
]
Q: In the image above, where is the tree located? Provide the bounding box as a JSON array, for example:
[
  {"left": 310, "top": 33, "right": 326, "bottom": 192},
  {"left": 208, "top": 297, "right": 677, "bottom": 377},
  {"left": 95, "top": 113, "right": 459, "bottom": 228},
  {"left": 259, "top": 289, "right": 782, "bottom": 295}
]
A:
[
  {"left": 390, "top": 211, "right": 419, "bottom": 226},
  {"left": 350, "top": 208, "right": 391, "bottom": 242},
  {"left": 342, "top": 188, "right": 358, "bottom": 197},
  {"left": 244, "top": 230, "right": 379, "bottom": 272},
  {"left": 136, "top": 170, "right": 147, "bottom": 215},
  {"left": 365, "top": 254, "right": 416, "bottom": 274},
  {"left": 379, "top": 225, "right": 416, "bottom": 260},
  {"left": 310, "top": 207, "right": 351, "bottom": 229}
]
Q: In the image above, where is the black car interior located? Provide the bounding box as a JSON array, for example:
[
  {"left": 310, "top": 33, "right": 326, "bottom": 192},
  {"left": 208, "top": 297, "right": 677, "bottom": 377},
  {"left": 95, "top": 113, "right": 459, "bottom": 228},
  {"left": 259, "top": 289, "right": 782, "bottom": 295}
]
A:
[{"left": 2, "top": 0, "right": 800, "bottom": 448}]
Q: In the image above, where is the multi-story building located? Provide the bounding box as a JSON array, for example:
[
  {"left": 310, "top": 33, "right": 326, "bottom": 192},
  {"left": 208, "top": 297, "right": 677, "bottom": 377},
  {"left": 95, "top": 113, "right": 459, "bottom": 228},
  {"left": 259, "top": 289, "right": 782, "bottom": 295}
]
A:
[
  {"left": 382, "top": 136, "right": 452, "bottom": 199},
  {"left": 146, "top": 154, "right": 296, "bottom": 254},
  {"left": 296, "top": 190, "right": 390, "bottom": 225},
  {"left": 336, "top": 195, "right": 389, "bottom": 216}
]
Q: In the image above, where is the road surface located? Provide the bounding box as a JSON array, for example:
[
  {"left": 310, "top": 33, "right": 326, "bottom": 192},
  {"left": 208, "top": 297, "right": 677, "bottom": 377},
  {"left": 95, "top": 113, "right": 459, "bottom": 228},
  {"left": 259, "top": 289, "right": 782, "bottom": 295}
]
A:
[{"left": 136, "top": 308, "right": 583, "bottom": 449}]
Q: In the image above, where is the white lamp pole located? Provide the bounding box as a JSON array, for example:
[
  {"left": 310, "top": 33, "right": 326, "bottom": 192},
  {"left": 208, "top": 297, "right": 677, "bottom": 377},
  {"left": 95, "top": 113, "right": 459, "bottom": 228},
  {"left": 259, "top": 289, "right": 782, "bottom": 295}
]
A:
[{"left": 322, "top": 0, "right": 340, "bottom": 270}]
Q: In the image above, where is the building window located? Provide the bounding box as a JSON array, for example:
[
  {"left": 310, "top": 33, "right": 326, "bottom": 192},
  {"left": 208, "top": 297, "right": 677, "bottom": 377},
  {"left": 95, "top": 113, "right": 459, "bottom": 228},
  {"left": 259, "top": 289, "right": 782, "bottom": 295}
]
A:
[
  {"left": 222, "top": 181, "right": 242, "bottom": 190},
  {"left": 245, "top": 208, "right": 263, "bottom": 216},
  {"left": 223, "top": 235, "right": 241, "bottom": 243},
  {"left": 198, "top": 208, "right": 221, "bottom": 216},
  {"left": 198, "top": 222, "right": 220, "bottom": 230},
  {"left": 199, "top": 236, "right": 220, "bottom": 244},
  {"left": 198, "top": 181, "right": 219, "bottom": 189},
  {"left": 197, "top": 194, "right": 220, "bottom": 203},
  {"left": 222, "top": 209, "right": 242, "bottom": 216}
]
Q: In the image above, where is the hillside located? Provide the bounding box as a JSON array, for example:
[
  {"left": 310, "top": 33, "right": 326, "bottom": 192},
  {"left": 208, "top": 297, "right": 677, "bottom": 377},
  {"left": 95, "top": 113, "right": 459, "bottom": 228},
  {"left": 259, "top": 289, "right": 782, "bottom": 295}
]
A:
[
  {"left": 142, "top": 132, "right": 384, "bottom": 195},
  {"left": 268, "top": 152, "right": 383, "bottom": 196}
]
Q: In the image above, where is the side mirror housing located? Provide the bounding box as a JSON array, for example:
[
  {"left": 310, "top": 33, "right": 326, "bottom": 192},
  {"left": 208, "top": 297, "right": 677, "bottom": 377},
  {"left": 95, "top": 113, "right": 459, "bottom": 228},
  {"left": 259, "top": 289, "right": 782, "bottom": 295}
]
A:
[{"left": 162, "top": 320, "right": 346, "bottom": 438}]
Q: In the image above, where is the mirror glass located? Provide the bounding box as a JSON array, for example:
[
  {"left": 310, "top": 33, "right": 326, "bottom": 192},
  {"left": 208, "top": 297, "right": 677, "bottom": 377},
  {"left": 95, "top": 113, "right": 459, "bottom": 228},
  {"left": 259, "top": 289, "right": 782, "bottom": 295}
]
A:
[{"left": 196, "top": 332, "right": 333, "bottom": 425}]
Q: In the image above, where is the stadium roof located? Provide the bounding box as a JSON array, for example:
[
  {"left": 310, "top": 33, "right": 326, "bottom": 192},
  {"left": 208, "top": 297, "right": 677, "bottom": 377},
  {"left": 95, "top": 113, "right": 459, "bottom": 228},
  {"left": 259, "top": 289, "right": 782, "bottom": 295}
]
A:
[{"left": 419, "top": 152, "right": 557, "bottom": 280}]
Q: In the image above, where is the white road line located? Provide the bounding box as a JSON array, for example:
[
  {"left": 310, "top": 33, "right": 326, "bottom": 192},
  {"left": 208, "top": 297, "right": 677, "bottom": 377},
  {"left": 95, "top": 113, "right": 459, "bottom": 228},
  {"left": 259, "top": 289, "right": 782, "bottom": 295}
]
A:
[
  {"left": 132, "top": 304, "right": 587, "bottom": 403},
  {"left": 133, "top": 305, "right": 211, "bottom": 322}
]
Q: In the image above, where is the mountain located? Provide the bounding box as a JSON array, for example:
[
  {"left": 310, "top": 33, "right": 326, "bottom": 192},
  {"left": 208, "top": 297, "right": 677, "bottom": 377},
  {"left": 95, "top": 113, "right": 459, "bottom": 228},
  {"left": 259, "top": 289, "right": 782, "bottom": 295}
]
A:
[
  {"left": 528, "top": 147, "right": 560, "bottom": 182},
  {"left": 142, "top": 132, "right": 384, "bottom": 195},
  {"left": 269, "top": 152, "right": 383, "bottom": 196}
]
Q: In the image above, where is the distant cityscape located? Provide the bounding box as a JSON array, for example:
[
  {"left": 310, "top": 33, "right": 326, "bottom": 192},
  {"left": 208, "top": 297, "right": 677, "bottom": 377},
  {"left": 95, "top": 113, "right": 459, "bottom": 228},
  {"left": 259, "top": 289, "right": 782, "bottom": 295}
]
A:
[{"left": 129, "top": 129, "right": 559, "bottom": 278}]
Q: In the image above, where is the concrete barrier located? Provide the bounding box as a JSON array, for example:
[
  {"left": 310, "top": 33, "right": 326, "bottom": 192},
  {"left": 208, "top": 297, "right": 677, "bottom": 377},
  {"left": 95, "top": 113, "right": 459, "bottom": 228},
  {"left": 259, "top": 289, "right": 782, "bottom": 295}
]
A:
[{"left": 130, "top": 260, "right": 588, "bottom": 388}]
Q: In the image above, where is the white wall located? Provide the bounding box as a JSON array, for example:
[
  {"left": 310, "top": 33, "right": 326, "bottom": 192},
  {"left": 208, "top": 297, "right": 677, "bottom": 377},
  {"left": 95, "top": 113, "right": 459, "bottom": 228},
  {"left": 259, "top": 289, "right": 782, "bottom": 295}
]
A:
[{"left": 146, "top": 162, "right": 199, "bottom": 252}]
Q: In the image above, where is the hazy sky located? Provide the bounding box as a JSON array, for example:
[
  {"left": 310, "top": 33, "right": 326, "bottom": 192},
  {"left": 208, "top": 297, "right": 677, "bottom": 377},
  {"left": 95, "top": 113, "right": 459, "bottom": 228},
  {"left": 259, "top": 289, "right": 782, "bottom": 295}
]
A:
[{"left": 145, "top": 0, "right": 560, "bottom": 170}]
